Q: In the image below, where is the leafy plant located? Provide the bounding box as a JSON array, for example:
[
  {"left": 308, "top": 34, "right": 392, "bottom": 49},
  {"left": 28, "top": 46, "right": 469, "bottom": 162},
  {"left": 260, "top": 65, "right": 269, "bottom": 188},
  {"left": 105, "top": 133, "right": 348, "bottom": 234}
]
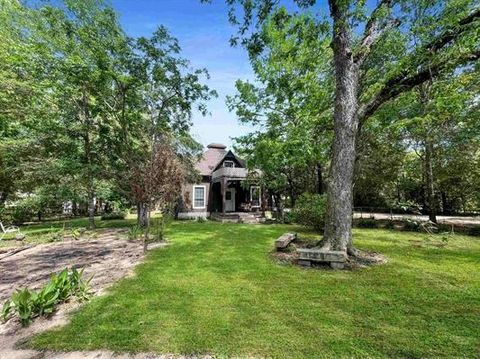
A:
[
  {"left": 403, "top": 219, "right": 421, "bottom": 232},
  {"left": 2, "top": 288, "right": 34, "bottom": 326},
  {"left": 1, "top": 267, "right": 92, "bottom": 326},
  {"left": 127, "top": 225, "right": 143, "bottom": 240},
  {"left": 292, "top": 193, "right": 327, "bottom": 231}
]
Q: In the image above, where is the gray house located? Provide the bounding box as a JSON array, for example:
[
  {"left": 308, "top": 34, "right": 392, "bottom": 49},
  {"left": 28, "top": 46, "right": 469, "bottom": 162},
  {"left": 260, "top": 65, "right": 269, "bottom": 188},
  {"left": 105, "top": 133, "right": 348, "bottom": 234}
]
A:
[{"left": 178, "top": 143, "right": 262, "bottom": 220}]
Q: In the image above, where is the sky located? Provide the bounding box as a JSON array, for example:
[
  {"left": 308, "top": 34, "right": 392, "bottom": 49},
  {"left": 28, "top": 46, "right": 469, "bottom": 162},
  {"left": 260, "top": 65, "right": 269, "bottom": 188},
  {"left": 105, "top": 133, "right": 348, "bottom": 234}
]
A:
[{"left": 110, "top": 0, "right": 257, "bottom": 149}]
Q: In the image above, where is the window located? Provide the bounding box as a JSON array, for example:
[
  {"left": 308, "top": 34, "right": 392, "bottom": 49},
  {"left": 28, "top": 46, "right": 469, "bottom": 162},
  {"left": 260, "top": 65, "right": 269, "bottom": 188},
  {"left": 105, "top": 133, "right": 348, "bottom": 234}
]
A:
[
  {"left": 193, "top": 185, "right": 206, "bottom": 209},
  {"left": 223, "top": 160, "right": 234, "bottom": 168},
  {"left": 250, "top": 186, "right": 261, "bottom": 207}
]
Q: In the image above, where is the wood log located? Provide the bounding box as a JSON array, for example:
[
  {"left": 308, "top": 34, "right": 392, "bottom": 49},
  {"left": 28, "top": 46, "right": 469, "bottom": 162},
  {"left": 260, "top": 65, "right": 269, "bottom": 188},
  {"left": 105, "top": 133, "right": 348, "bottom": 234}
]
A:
[{"left": 275, "top": 232, "right": 296, "bottom": 250}]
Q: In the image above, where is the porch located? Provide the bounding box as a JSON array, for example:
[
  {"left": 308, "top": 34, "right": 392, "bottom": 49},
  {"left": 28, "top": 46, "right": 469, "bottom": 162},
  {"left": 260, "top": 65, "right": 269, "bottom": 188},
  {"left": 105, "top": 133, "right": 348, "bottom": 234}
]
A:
[
  {"left": 210, "top": 165, "right": 263, "bottom": 215},
  {"left": 210, "top": 179, "right": 262, "bottom": 214}
]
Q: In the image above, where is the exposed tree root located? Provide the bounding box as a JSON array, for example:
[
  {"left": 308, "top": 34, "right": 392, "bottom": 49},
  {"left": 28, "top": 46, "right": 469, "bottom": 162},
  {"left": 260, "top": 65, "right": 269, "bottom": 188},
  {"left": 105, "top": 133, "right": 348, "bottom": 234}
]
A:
[{"left": 345, "top": 247, "right": 388, "bottom": 268}]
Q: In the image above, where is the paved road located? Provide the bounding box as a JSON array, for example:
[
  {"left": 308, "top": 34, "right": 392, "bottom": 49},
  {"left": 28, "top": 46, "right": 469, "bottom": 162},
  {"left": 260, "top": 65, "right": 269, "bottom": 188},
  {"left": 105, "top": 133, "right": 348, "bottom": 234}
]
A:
[{"left": 353, "top": 212, "right": 480, "bottom": 226}]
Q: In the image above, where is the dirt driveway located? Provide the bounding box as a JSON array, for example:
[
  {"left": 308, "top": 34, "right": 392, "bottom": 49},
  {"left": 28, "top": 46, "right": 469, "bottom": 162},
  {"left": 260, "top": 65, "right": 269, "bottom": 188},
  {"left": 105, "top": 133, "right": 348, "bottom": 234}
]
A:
[{"left": 0, "top": 229, "right": 170, "bottom": 359}]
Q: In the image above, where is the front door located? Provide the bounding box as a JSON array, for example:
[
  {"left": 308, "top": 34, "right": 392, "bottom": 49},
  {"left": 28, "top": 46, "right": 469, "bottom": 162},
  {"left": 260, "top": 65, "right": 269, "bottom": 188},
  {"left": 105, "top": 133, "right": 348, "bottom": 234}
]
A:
[{"left": 225, "top": 188, "right": 236, "bottom": 212}]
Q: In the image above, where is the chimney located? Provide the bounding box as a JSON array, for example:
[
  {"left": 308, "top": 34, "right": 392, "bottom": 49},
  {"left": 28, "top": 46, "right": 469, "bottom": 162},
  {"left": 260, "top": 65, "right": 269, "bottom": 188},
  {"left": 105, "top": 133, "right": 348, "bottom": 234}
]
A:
[{"left": 207, "top": 143, "right": 227, "bottom": 150}]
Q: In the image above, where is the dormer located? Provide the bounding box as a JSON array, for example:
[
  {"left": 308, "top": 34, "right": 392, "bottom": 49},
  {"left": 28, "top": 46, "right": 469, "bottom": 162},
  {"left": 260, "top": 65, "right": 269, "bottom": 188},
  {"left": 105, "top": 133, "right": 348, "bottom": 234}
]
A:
[{"left": 214, "top": 150, "right": 245, "bottom": 171}]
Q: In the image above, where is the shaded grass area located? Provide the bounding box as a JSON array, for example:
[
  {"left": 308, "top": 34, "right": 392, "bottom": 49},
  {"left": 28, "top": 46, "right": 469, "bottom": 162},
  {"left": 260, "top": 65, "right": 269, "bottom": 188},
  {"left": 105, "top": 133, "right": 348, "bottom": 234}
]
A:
[
  {"left": 28, "top": 222, "right": 480, "bottom": 358},
  {"left": 0, "top": 216, "right": 136, "bottom": 248}
]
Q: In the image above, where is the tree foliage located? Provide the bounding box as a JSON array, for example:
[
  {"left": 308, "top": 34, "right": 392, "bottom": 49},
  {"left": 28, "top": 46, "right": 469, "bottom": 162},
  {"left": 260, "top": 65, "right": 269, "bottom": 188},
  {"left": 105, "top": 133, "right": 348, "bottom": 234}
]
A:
[{"left": 0, "top": 0, "right": 215, "bottom": 230}]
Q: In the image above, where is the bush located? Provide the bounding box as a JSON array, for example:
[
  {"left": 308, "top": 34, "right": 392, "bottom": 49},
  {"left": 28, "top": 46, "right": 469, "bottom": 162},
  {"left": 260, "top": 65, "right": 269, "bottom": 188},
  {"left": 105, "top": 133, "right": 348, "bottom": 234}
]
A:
[
  {"left": 356, "top": 218, "right": 378, "bottom": 228},
  {"left": 384, "top": 220, "right": 395, "bottom": 229},
  {"left": 152, "top": 215, "right": 172, "bottom": 241},
  {"left": 292, "top": 193, "right": 327, "bottom": 231},
  {"left": 11, "top": 203, "right": 35, "bottom": 225},
  {"left": 467, "top": 226, "right": 480, "bottom": 237},
  {"left": 403, "top": 219, "right": 421, "bottom": 232},
  {"left": 283, "top": 211, "right": 294, "bottom": 224},
  {"left": 100, "top": 212, "right": 126, "bottom": 220},
  {"left": 2, "top": 268, "right": 91, "bottom": 326},
  {"left": 127, "top": 225, "right": 143, "bottom": 240}
]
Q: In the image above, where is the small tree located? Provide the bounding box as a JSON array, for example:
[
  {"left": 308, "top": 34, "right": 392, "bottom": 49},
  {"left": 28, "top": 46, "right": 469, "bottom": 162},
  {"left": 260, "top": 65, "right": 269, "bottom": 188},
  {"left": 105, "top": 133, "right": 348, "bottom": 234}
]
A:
[{"left": 128, "top": 140, "right": 184, "bottom": 253}]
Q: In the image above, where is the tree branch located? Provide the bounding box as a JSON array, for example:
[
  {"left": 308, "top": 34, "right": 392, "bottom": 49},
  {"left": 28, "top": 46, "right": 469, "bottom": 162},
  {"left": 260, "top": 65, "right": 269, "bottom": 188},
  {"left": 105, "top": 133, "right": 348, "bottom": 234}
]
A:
[
  {"left": 358, "top": 50, "right": 480, "bottom": 122},
  {"left": 354, "top": 0, "right": 397, "bottom": 64},
  {"left": 358, "top": 8, "right": 480, "bottom": 122},
  {"left": 426, "top": 7, "right": 480, "bottom": 52}
]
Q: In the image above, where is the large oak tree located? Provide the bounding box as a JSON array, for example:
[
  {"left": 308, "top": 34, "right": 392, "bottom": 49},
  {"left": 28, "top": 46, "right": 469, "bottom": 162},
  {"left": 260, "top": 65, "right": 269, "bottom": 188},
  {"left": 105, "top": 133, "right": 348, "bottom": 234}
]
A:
[{"left": 211, "top": 0, "right": 480, "bottom": 256}]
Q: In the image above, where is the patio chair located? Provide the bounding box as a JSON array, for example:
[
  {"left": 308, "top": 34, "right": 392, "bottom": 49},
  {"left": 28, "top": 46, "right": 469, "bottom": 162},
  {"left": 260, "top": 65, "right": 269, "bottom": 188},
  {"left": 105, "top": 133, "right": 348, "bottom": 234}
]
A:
[{"left": 0, "top": 221, "right": 20, "bottom": 240}]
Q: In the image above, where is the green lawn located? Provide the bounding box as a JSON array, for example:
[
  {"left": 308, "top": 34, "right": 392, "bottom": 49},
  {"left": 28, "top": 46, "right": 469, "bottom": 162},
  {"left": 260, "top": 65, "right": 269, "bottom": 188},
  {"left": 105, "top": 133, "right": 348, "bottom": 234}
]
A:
[{"left": 27, "top": 221, "right": 480, "bottom": 358}]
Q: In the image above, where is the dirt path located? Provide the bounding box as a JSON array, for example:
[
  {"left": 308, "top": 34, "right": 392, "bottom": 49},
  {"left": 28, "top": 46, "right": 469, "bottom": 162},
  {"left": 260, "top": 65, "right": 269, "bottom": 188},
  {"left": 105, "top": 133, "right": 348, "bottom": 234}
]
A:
[{"left": 0, "top": 229, "right": 170, "bottom": 359}]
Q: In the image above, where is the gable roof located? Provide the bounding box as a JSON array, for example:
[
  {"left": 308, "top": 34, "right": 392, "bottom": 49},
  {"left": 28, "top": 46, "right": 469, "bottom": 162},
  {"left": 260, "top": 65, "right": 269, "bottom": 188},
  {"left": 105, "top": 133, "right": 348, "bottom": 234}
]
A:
[
  {"left": 213, "top": 150, "right": 246, "bottom": 171},
  {"left": 195, "top": 144, "right": 246, "bottom": 176},
  {"left": 195, "top": 143, "right": 227, "bottom": 176}
]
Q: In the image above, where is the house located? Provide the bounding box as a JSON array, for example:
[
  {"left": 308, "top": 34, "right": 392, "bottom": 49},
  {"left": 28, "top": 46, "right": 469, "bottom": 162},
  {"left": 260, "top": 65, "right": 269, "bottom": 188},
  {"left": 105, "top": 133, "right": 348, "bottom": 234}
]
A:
[{"left": 177, "top": 143, "right": 263, "bottom": 220}]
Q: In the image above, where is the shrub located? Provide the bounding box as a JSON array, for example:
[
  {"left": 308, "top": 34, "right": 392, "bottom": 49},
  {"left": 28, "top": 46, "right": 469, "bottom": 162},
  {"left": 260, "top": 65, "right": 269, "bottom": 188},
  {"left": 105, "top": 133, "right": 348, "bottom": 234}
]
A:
[
  {"left": 403, "top": 219, "right": 421, "bottom": 232},
  {"left": 283, "top": 211, "right": 294, "bottom": 224},
  {"left": 292, "top": 193, "right": 327, "bottom": 231},
  {"left": 100, "top": 212, "right": 126, "bottom": 220},
  {"left": 127, "top": 225, "right": 143, "bottom": 240},
  {"left": 152, "top": 215, "right": 172, "bottom": 241},
  {"left": 467, "top": 226, "right": 480, "bottom": 237},
  {"left": 2, "top": 268, "right": 92, "bottom": 326},
  {"left": 196, "top": 216, "right": 207, "bottom": 223},
  {"left": 384, "top": 220, "right": 395, "bottom": 229},
  {"left": 11, "top": 203, "right": 35, "bottom": 225},
  {"left": 356, "top": 218, "right": 378, "bottom": 228}
]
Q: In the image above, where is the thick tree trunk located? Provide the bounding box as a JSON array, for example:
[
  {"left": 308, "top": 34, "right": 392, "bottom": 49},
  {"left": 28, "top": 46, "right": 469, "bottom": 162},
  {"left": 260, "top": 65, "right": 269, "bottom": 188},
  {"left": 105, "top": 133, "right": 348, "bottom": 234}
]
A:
[
  {"left": 323, "top": 1, "right": 360, "bottom": 254},
  {"left": 425, "top": 137, "right": 437, "bottom": 223},
  {"left": 137, "top": 202, "right": 149, "bottom": 227}
]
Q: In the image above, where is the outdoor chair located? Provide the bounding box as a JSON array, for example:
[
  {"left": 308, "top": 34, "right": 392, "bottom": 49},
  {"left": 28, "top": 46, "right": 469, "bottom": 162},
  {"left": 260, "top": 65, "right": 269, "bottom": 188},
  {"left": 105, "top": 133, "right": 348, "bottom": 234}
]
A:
[{"left": 0, "top": 221, "right": 20, "bottom": 240}]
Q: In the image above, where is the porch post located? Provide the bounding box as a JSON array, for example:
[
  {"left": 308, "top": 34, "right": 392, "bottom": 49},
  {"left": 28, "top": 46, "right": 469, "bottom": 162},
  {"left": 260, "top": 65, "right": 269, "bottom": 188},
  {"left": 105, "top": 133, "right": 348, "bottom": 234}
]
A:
[{"left": 221, "top": 177, "right": 226, "bottom": 215}]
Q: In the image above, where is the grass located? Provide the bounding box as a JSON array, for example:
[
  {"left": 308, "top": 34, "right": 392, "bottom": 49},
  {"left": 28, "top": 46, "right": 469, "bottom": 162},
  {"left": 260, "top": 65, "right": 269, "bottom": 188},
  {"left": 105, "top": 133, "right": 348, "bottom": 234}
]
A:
[
  {"left": 0, "top": 217, "right": 134, "bottom": 248},
  {"left": 24, "top": 221, "right": 480, "bottom": 358}
]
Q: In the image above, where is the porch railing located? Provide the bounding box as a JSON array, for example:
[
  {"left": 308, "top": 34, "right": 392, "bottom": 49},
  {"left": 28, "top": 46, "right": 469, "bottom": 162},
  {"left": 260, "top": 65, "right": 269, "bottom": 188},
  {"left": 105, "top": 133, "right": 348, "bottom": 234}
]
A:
[{"left": 212, "top": 167, "right": 248, "bottom": 180}]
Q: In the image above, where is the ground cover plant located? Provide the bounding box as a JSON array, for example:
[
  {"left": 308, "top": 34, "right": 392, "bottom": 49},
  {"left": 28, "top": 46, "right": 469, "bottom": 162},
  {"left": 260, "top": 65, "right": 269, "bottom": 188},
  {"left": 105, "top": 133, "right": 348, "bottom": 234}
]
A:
[{"left": 27, "top": 221, "right": 480, "bottom": 358}]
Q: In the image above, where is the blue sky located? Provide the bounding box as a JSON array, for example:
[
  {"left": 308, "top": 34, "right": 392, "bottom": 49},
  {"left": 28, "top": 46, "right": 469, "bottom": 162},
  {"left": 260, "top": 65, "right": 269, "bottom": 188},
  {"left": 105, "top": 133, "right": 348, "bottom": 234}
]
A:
[{"left": 111, "top": 0, "right": 257, "bottom": 149}]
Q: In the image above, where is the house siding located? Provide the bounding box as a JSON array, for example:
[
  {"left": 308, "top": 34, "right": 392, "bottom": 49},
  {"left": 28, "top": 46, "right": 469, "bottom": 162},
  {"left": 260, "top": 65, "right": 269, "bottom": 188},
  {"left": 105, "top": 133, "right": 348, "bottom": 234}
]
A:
[{"left": 178, "top": 181, "right": 210, "bottom": 219}]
